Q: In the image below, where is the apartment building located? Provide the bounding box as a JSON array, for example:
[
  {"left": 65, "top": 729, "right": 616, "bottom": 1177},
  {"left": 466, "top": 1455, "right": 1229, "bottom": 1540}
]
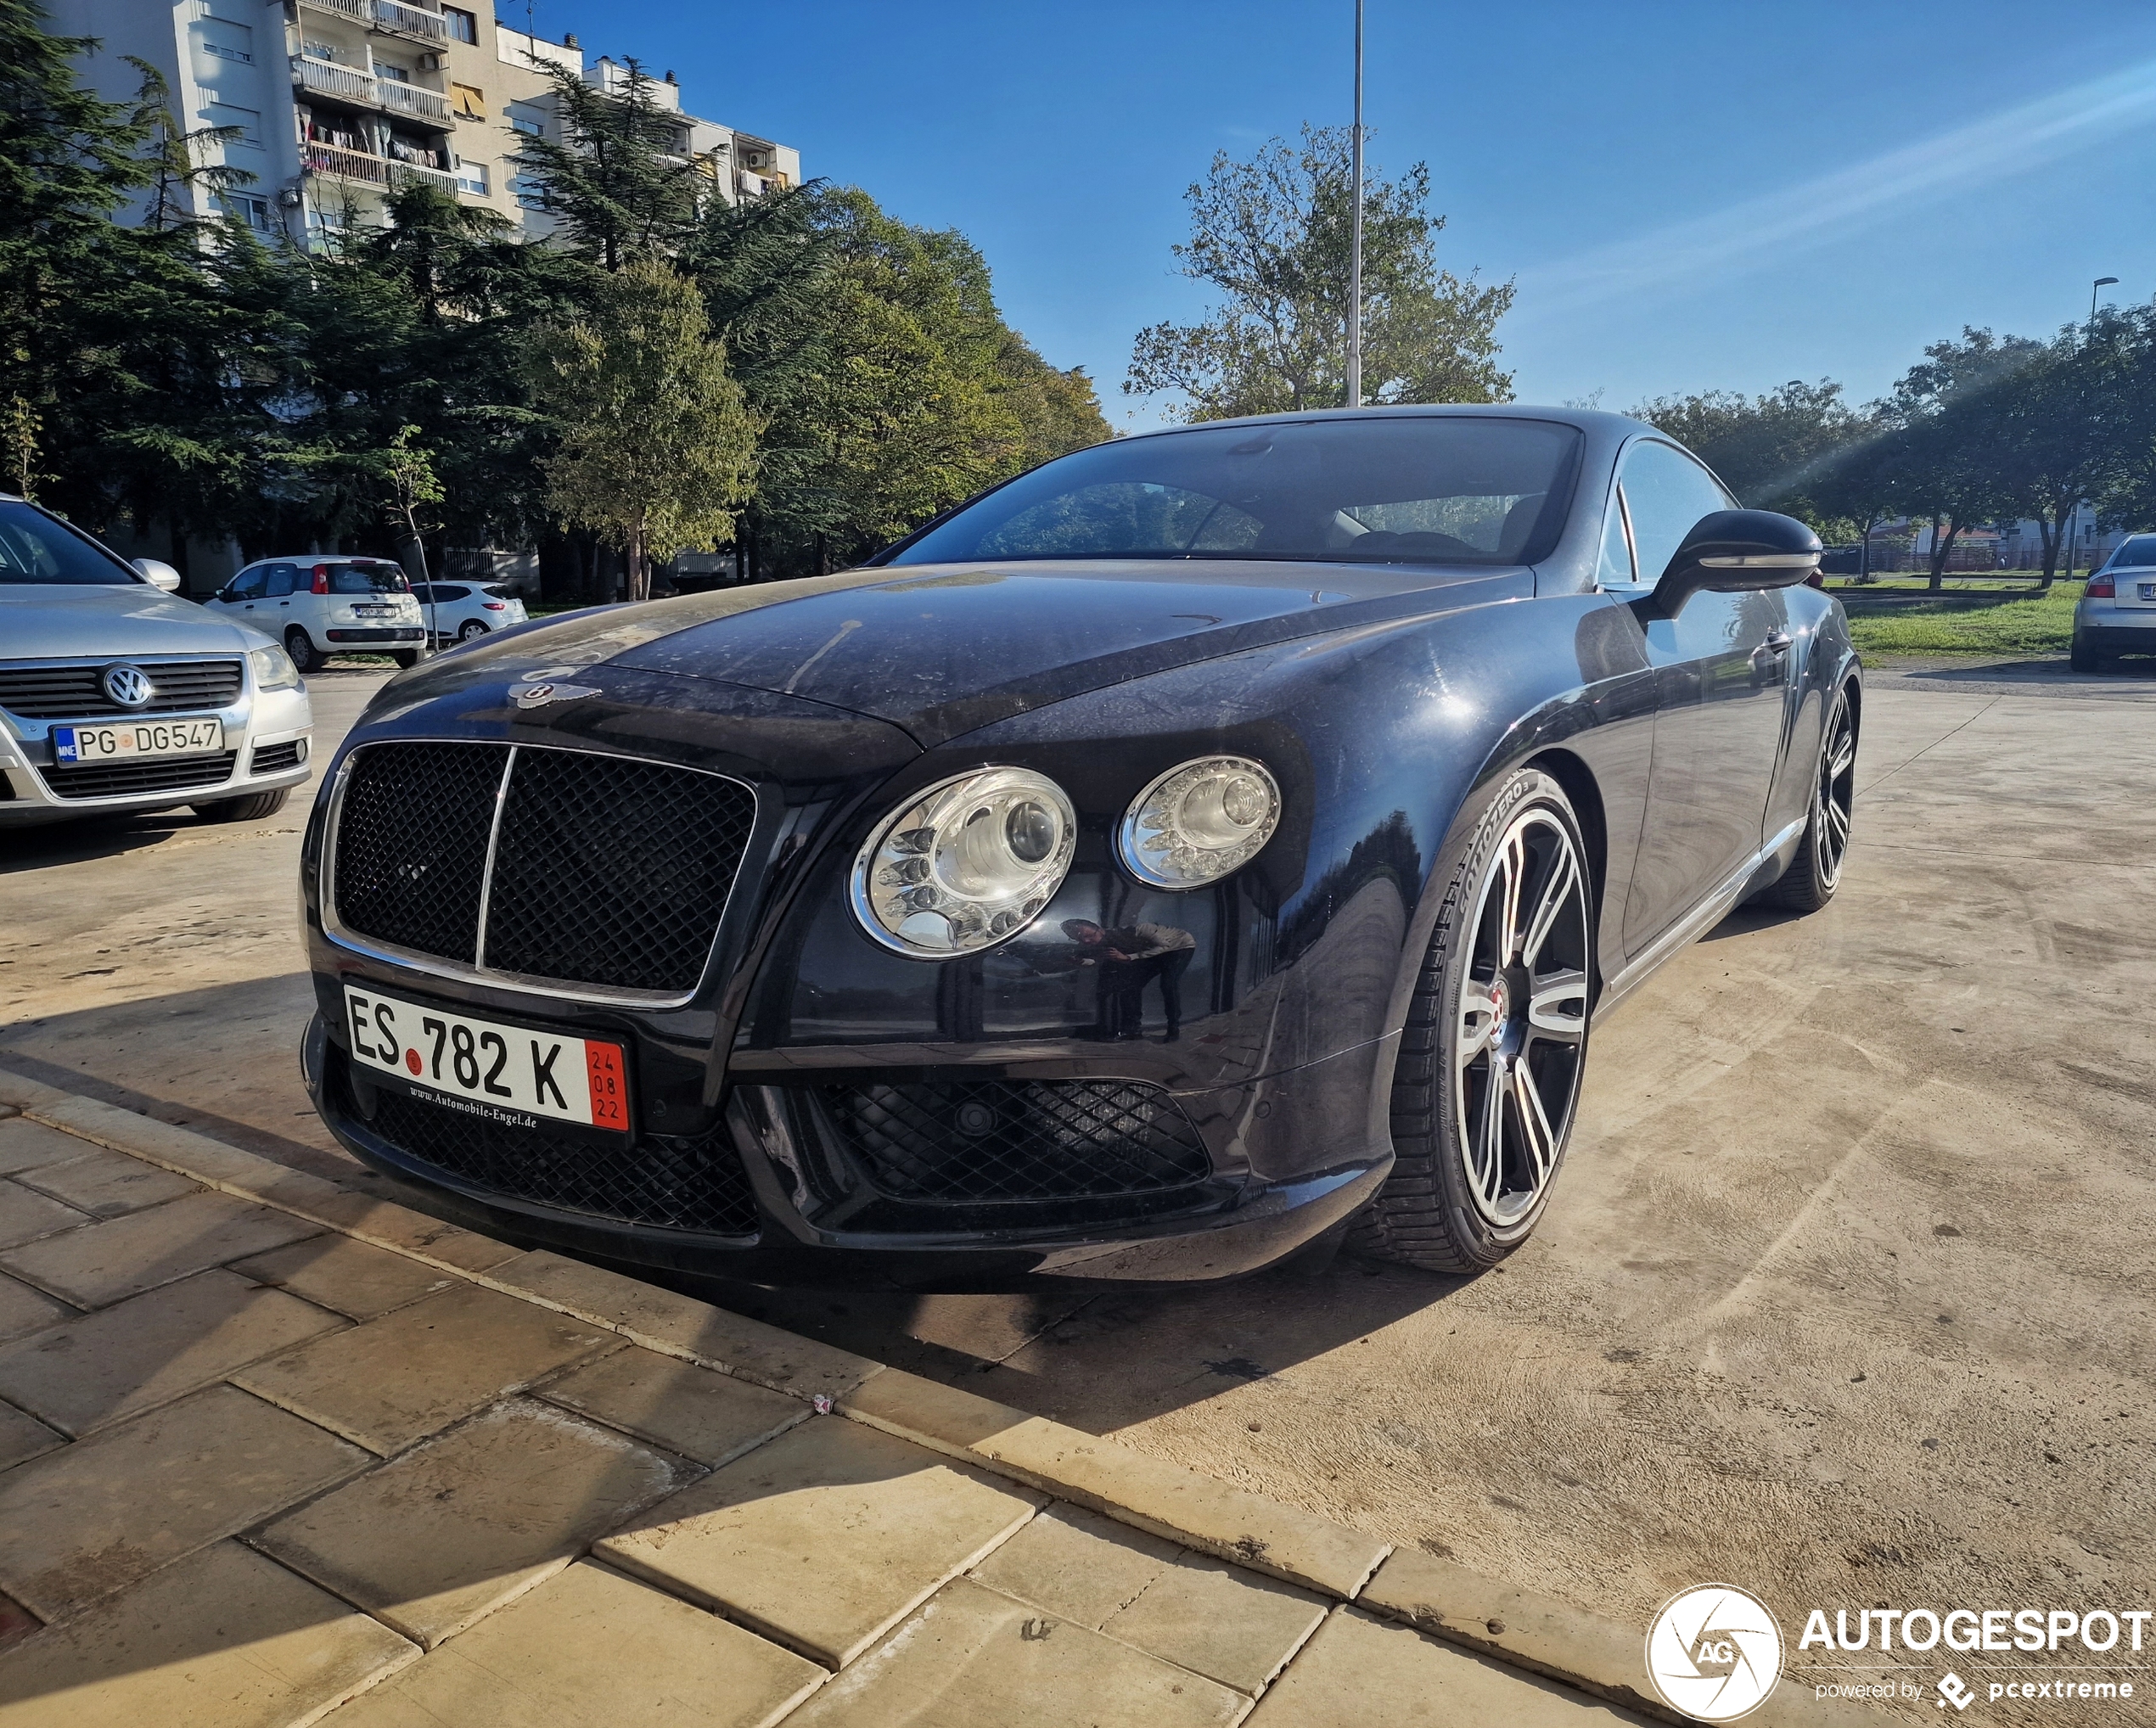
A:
[{"left": 53, "top": 0, "right": 801, "bottom": 248}]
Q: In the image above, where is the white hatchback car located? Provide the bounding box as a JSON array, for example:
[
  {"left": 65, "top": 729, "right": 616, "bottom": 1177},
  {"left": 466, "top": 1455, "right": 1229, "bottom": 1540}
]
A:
[
  {"left": 204, "top": 557, "right": 427, "bottom": 673},
  {"left": 412, "top": 581, "right": 529, "bottom": 646}
]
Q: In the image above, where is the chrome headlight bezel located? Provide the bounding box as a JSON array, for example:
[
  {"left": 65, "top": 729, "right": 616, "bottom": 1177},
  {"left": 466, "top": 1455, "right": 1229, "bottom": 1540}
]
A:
[
  {"left": 1117, "top": 755, "right": 1282, "bottom": 889},
  {"left": 851, "top": 766, "right": 1079, "bottom": 958}
]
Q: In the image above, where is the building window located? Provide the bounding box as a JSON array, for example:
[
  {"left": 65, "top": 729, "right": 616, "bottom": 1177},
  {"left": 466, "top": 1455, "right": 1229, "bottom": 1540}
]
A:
[
  {"left": 373, "top": 59, "right": 412, "bottom": 83},
  {"left": 507, "top": 99, "right": 545, "bottom": 137},
  {"left": 194, "top": 19, "right": 254, "bottom": 64},
  {"left": 451, "top": 82, "right": 486, "bottom": 119},
  {"left": 205, "top": 102, "right": 264, "bottom": 148},
  {"left": 443, "top": 5, "right": 477, "bottom": 43},
  {"left": 452, "top": 154, "right": 488, "bottom": 195},
  {"left": 510, "top": 172, "right": 546, "bottom": 210},
  {"left": 219, "top": 193, "right": 275, "bottom": 233}
]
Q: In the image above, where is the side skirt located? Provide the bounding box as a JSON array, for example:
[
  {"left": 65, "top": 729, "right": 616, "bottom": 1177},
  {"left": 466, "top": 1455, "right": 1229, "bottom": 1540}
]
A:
[{"left": 1592, "top": 816, "right": 1807, "bottom": 1026}]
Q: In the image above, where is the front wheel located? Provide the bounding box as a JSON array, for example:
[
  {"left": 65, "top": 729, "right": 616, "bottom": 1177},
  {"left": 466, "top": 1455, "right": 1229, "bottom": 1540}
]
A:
[
  {"left": 1757, "top": 682, "right": 1856, "bottom": 913},
  {"left": 284, "top": 628, "right": 320, "bottom": 675},
  {"left": 1350, "top": 768, "right": 1594, "bottom": 1274}
]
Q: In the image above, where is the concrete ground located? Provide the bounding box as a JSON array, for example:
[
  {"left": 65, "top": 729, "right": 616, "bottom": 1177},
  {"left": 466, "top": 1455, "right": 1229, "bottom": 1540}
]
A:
[{"left": 3, "top": 654, "right": 2153, "bottom": 1717}]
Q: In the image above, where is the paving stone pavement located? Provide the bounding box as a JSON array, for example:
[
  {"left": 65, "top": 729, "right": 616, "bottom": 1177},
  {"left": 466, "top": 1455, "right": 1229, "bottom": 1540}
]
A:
[{"left": 0, "top": 1078, "right": 1842, "bottom": 1725}]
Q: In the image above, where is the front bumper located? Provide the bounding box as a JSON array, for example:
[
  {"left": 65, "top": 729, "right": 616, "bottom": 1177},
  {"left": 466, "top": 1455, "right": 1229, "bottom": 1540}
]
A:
[
  {"left": 301, "top": 1009, "right": 1392, "bottom": 1291},
  {"left": 0, "top": 682, "right": 314, "bottom": 826}
]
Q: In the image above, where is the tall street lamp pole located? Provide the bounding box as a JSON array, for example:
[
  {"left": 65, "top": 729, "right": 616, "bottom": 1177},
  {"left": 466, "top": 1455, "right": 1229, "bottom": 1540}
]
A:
[
  {"left": 1346, "top": 0, "right": 1364, "bottom": 409},
  {"left": 2066, "top": 278, "right": 2118, "bottom": 582}
]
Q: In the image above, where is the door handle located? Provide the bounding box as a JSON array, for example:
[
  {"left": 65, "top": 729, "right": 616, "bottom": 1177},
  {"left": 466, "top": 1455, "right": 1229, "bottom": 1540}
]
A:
[{"left": 1761, "top": 631, "right": 1792, "bottom": 654}]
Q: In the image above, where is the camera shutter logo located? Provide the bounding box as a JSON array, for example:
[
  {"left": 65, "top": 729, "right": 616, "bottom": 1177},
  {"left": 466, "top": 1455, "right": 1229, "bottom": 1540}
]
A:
[
  {"left": 102, "top": 664, "right": 153, "bottom": 709},
  {"left": 1645, "top": 1584, "right": 1784, "bottom": 1722}
]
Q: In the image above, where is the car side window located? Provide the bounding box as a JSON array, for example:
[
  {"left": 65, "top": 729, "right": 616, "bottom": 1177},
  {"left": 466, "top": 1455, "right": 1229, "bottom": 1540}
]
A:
[
  {"left": 1596, "top": 487, "right": 1637, "bottom": 588},
  {"left": 1616, "top": 440, "right": 1735, "bottom": 586},
  {"left": 438, "top": 584, "right": 470, "bottom": 601},
  {"left": 263, "top": 564, "right": 297, "bottom": 598},
  {"left": 229, "top": 567, "right": 268, "bottom": 601}
]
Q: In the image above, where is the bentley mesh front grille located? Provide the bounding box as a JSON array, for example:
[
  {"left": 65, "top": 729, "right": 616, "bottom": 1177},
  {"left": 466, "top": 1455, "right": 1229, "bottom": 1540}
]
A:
[
  {"left": 330, "top": 741, "right": 755, "bottom": 997},
  {"left": 334, "top": 742, "right": 503, "bottom": 964},
  {"left": 362, "top": 1084, "right": 760, "bottom": 1236},
  {"left": 0, "top": 659, "right": 244, "bottom": 719},
  {"left": 813, "top": 1079, "right": 1212, "bottom": 1203},
  {"left": 40, "top": 751, "right": 239, "bottom": 799}
]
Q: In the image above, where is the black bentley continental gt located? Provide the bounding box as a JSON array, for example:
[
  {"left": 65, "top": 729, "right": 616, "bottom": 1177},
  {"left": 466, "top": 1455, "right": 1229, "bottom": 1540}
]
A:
[{"left": 299, "top": 407, "right": 1858, "bottom": 1288}]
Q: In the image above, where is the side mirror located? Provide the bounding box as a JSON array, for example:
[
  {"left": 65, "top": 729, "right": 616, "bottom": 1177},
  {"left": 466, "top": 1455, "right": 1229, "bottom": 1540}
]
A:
[
  {"left": 1652, "top": 509, "right": 1822, "bottom": 615},
  {"left": 132, "top": 558, "right": 183, "bottom": 592}
]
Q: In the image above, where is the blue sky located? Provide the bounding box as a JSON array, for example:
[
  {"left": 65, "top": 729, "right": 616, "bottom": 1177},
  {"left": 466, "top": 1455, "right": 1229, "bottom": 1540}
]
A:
[{"left": 541, "top": 0, "right": 2156, "bottom": 429}]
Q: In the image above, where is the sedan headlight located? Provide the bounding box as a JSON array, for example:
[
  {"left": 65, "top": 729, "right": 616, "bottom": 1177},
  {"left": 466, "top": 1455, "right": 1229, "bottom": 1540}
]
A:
[
  {"left": 852, "top": 766, "right": 1077, "bottom": 957},
  {"left": 250, "top": 644, "right": 301, "bottom": 691},
  {"left": 1119, "top": 755, "right": 1281, "bottom": 888}
]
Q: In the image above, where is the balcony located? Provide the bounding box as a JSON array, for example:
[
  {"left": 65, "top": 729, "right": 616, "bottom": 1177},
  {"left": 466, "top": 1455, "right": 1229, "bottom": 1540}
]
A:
[
  {"left": 292, "top": 55, "right": 452, "bottom": 126},
  {"left": 297, "top": 0, "right": 449, "bottom": 44},
  {"left": 303, "top": 138, "right": 458, "bottom": 194},
  {"left": 372, "top": 0, "right": 448, "bottom": 45}
]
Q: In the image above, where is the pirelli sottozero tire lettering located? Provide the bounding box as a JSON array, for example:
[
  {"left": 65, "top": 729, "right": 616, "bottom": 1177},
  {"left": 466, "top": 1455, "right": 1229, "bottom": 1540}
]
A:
[{"left": 1351, "top": 768, "right": 1593, "bottom": 1274}]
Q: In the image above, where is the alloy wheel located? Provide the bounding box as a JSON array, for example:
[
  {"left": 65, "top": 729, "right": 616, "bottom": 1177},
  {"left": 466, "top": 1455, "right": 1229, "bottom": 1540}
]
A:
[
  {"left": 1454, "top": 806, "right": 1592, "bottom": 1226},
  {"left": 1814, "top": 693, "right": 1856, "bottom": 889}
]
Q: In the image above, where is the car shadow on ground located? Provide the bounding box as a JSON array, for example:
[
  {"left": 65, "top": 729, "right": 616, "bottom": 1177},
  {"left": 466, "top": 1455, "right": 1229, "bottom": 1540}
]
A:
[{"left": 0, "top": 811, "right": 195, "bottom": 872}]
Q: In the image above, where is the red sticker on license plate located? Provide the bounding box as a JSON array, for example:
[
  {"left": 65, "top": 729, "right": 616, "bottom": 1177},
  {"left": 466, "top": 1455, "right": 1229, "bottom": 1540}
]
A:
[{"left": 586, "top": 1041, "right": 628, "bottom": 1132}]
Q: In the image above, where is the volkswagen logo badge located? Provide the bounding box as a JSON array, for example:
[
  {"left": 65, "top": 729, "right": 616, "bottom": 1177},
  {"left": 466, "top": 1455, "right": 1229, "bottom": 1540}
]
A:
[{"left": 102, "top": 664, "right": 154, "bottom": 709}]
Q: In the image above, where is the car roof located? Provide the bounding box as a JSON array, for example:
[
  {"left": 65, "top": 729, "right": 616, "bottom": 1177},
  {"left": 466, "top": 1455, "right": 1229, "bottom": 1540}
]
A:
[{"left": 1109, "top": 402, "right": 1659, "bottom": 446}]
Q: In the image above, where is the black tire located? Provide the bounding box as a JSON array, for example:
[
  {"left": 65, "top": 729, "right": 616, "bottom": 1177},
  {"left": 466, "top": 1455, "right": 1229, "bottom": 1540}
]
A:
[
  {"left": 1350, "top": 767, "right": 1594, "bottom": 1274},
  {"left": 1758, "top": 682, "right": 1856, "bottom": 913},
  {"left": 457, "top": 619, "right": 487, "bottom": 642},
  {"left": 390, "top": 649, "right": 423, "bottom": 669},
  {"left": 284, "top": 627, "right": 320, "bottom": 675},
  {"left": 2069, "top": 638, "right": 2109, "bottom": 674},
  {"left": 192, "top": 788, "right": 289, "bottom": 822}
]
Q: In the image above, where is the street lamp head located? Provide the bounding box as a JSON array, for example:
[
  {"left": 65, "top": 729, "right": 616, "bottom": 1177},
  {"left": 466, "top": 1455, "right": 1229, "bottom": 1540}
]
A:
[{"left": 2096, "top": 277, "right": 2120, "bottom": 288}]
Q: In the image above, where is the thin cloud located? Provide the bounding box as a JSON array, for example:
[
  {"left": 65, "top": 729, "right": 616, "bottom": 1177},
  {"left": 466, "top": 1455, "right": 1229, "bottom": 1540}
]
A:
[{"left": 1511, "top": 58, "right": 2156, "bottom": 324}]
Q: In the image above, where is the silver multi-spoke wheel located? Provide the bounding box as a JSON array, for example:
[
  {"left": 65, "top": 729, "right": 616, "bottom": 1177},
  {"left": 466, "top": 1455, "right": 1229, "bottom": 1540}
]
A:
[
  {"left": 1813, "top": 692, "right": 1856, "bottom": 889},
  {"left": 1760, "top": 680, "right": 1858, "bottom": 914},
  {"left": 1351, "top": 769, "right": 1596, "bottom": 1274},
  {"left": 1454, "top": 808, "right": 1591, "bottom": 1226}
]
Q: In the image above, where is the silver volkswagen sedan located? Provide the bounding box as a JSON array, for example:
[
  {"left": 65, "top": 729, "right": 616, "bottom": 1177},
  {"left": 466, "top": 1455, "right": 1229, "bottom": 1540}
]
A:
[{"left": 0, "top": 495, "right": 314, "bottom": 828}]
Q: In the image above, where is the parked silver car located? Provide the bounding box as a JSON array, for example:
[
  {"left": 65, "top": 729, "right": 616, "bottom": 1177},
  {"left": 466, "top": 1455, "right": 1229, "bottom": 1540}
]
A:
[
  {"left": 0, "top": 496, "right": 313, "bottom": 828},
  {"left": 2073, "top": 533, "right": 2156, "bottom": 670}
]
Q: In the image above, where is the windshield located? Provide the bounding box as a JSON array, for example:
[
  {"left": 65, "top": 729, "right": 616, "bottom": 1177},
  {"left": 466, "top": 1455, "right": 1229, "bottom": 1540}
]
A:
[
  {"left": 327, "top": 561, "right": 410, "bottom": 594},
  {"left": 887, "top": 416, "right": 1581, "bottom": 568},
  {"left": 0, "top": 500, "right": 138, "bottom": 586},
  {"left": 2108, "top": 535, "right": 2156, "bottom": 569}
]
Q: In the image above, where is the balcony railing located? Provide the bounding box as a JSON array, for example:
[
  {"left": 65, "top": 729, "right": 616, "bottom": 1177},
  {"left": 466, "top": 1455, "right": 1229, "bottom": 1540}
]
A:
[
  {"left": 297, "top": 0, "right": 449, "bottom": 44},
  {"left": 303, "top": 139, "right": 458, "bottom": 194},
  {"left": 291, "top": 55, "right": 452, "bottom": 126},
  {"left": 377, "top": 79, "right": 450, "bottom": 122},
  {"left": 372, "top": 0, "right": 449, "bottom": 44}
]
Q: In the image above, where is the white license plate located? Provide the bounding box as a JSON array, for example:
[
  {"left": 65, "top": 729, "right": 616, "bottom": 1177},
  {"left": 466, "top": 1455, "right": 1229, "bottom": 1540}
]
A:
[
  {"left": 344, "top": 986, "right": 630, "bottom": 1134},
  {"left": 354, "top": 605, "right": 396, "bottom": 616},
  {"left": 54, "top": 716, "right": 224, "bottom": 763},
  {"left": 2138, "top": 582, "right": 2155, "bottom": 601}
]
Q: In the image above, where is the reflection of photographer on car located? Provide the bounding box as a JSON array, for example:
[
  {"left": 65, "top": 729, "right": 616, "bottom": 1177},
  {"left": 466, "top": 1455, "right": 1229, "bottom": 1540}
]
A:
[{"left": 1063, "top": 918, "right": 1197, "bottom": 1042}]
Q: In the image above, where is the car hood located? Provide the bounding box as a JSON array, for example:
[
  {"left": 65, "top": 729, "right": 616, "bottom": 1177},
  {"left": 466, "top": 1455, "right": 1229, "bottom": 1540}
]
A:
[
  {"left": 396, "top": 559, "right": 1531, "bottom": 745},
  {"left": 2, "top": 586, "right": 271, "bottom": 659}
]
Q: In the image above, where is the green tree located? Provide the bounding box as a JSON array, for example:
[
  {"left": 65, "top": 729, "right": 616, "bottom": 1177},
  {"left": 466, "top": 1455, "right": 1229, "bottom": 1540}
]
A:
[
  {"left": 513, "top": 59, "right": 705, "bottom": 272},
  {"left": 528, "top": 258, "right": 758, "bottom": 599},
  {"left": 1631, "top": 379, "right": 1878, "bottom": 531},
  {"left": 1126, "top": 126, "right": 1513, "bottom": 420}
]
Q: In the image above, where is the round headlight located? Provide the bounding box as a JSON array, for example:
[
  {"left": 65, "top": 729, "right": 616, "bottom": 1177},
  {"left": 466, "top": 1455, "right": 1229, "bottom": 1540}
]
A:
[
  {"left": 1119, "top": 755, "right": 1281, "bottom": 889},
  {"left": 851, "top": 766, "right": 1078, "bottom": 957}
]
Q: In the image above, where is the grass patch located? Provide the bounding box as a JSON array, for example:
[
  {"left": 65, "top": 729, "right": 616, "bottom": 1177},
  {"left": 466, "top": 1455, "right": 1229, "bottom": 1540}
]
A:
[{"left": 1844, "top": 583, "right": 2081, "bottom": 657}]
